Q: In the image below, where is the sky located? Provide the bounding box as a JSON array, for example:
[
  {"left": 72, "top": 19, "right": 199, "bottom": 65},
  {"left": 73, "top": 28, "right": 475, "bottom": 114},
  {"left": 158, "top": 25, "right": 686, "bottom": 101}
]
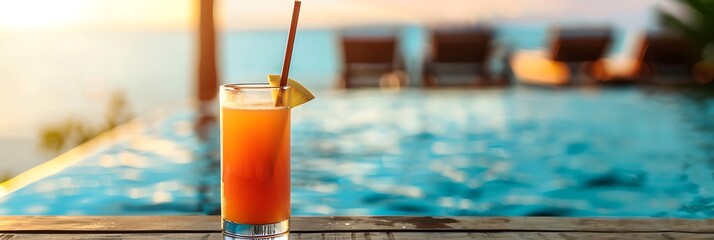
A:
[
  {"left": 0, "top": 0, "right": 671, "bottom": 32},
  {"left": 0, "top": 0, "right": 193, "bottom": 32}
]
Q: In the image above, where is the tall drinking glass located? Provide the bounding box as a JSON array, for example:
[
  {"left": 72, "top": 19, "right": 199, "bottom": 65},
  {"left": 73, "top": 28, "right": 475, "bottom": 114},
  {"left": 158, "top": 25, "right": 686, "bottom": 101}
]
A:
[{"left": 220, "top": 83, "right": 291, "bottom": 239}]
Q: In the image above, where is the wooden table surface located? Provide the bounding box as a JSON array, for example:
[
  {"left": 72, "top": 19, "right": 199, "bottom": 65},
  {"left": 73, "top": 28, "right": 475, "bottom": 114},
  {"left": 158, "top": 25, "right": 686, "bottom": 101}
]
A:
[{"left": 1, "top": 216, "right": 713, "bottom": 239}]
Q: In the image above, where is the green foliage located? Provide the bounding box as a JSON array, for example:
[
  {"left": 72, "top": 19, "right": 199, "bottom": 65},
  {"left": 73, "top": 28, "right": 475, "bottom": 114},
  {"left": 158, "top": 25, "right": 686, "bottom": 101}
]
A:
[
  {"left": 38, "top": 91, "right": 134, "bottom": 154},
  {"left": 658, "top": 0, "right": 714, "bottom": 60},
  {"left": 106, "top": 92, "right": 133, "bottom": 130}
]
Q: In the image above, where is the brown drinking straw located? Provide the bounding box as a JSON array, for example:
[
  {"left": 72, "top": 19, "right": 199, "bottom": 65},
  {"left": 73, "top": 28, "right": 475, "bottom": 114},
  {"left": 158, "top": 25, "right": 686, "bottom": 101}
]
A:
[{"left": 275, "top": 0, "right": 301, "bottom": 107}]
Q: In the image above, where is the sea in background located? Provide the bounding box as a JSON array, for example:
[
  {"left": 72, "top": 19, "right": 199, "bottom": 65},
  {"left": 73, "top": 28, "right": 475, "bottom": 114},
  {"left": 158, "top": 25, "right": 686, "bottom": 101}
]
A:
[{"left": 0, "top": 24, "right": 639, "bottom": 178}]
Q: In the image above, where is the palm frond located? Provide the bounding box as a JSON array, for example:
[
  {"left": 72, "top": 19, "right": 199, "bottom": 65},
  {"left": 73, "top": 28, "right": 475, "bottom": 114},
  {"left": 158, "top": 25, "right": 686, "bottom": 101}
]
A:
[
  {"left": 677, "top": 0, "right": 710, "bottom": 17},
  {"left": 658, "top": 7, "right": 703, "bottom": 40}
]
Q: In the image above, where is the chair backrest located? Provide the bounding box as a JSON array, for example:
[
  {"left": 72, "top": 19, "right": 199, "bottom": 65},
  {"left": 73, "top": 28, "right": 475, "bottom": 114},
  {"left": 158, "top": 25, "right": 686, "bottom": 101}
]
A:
[
  {"left": 639, "top": 35, "right": 699, "bottom": 65},
  {"left": 341, "top": 37, "right": 396, "bottom": 65},
  {"left": 431, "top": 29, "right": 492, "bottom": 63},
  {"left": 340, "top": 36, "right": 400, "bottom": 88},
  {"left": 550, "top": 27, "right": 612, "bottom": 62}
]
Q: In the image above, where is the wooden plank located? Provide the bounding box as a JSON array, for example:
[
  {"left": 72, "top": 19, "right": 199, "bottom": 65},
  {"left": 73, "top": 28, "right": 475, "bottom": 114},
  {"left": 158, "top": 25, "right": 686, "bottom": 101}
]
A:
[
  {"left": 297, "top": 232, "right": 714, "bottom": 240},
  {"left": 0, "top": 216, "right": 219, "bottom": 233},
  {"left": 1, "top": 216, "right": 714, "bottom": 233},
  {"left": 0, "top": 233, "right": 223, "bottom": 239},
  {"left": 537, "top": 232, "right": 714, "bottom": 240},
  {"left": 558, "top": 232, "right": 714, "bottom": 240},
  {"left": 293, "top": 216, "right": 714, "bottom": 233},
  {"left": 294, "top": 232, "right": 394, "bottom": 240},
  {"left": 1, "top": 232, "right": 712, "bottom": 240}
]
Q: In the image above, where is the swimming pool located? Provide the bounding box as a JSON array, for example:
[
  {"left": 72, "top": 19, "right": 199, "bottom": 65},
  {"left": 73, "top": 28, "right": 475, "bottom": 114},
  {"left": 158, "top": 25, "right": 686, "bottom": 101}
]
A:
[{"left": 1, "top": 86, "right": 713, "bottom": 218}]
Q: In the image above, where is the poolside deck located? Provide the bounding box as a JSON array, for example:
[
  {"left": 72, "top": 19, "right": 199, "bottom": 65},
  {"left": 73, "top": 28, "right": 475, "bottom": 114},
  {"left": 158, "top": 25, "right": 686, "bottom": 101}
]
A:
[{"left": 1, "top": 216, "right": 713, "bottom": 239}]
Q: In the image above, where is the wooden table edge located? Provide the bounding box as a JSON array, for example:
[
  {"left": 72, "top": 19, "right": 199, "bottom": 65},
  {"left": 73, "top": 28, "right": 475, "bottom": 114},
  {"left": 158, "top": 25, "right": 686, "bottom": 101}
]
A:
[{"left": 1, "top": 216, "right": 713, "bottom": 233}]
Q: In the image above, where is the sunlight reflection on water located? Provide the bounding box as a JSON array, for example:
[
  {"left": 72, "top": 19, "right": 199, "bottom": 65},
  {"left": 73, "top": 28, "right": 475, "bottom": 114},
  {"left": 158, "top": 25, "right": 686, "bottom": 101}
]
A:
[{"left": 0, "top": 87, "right": 713, "bottom": 218}]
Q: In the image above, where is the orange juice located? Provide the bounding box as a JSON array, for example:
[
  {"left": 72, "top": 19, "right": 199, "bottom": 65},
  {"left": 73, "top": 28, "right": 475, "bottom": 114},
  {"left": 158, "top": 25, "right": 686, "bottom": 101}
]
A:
[{"left": 221, "top": 106, "right": 291, "bottom": 224}]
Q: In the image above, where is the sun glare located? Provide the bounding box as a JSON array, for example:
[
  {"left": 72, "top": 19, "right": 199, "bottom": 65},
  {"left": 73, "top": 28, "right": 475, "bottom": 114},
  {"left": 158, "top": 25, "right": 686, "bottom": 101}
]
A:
[
  {"left": 0, "top": 0, "right": 193, "bottom": 32},
  {"left": 0, "top": 0, "right": 88, "bottom": 31}
]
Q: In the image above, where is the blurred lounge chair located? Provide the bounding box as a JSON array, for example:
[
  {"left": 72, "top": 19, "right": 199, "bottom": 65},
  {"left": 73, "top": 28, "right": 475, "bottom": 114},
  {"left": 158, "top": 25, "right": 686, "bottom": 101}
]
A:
[
  {"left": 422, "top": 27, "right": 508, "bottom": 87},
  {"left": 511, "top": 26, "right": 612, "bottom": 86},
  {"left": 339, "top": 36, "right": 407, "bottom": 89},
  {"left": 593, "top": 34, "right": 701, "bottom": 85}
]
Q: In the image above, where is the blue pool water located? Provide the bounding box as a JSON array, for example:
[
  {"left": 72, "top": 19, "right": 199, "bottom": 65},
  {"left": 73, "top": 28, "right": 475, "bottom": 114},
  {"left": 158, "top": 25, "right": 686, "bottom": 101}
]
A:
[
  {"left": 0, "top": 25, "right": 634, "bottom": 175},
  {"left": 1, "top": 87, "right": 713, "bottom": 218}
]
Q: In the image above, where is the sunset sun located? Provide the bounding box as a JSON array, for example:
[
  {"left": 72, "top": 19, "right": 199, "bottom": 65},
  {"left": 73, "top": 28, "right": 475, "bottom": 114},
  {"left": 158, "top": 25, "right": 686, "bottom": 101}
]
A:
[
  {"left": 0, "top": 0, "right": 88, "bottom": 31},
  {"left": 0, "top": 0, "right": 192, "bottom": 32}
]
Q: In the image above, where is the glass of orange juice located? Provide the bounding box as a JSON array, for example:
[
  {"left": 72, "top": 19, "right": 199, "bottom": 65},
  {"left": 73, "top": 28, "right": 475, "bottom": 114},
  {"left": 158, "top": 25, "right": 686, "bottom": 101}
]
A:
[{"left": 220, "top": 83, "right": 291, "bottom": 239}]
